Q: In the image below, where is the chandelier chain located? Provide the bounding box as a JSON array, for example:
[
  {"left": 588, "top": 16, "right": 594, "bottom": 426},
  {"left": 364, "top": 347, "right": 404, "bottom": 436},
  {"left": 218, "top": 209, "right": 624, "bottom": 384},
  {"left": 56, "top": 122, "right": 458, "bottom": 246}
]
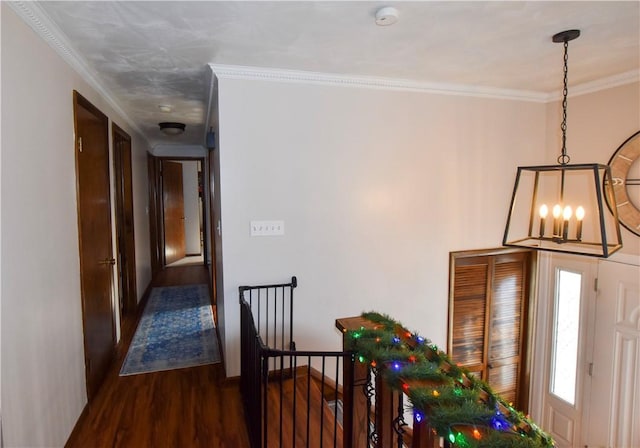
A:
[{"left": 558, "top": 39, "right": 571, "bottom": 165}]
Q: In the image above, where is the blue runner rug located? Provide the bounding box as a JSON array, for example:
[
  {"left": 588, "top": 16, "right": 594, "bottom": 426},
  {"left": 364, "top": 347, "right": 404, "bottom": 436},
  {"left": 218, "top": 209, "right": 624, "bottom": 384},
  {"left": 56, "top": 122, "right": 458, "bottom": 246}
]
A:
[{"left": 120, "top": 284, "right": 220, "bottom": 376}]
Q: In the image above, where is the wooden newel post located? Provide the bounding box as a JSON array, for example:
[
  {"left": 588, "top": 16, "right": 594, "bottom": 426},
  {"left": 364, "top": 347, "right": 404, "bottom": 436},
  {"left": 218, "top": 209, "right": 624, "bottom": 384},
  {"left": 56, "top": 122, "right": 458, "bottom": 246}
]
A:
[
  {"left": 336, "top": 316, "right": 376, "bottom": 447},
  {"left": 411, "top": 413, "right": 440, "bottom": 448}
]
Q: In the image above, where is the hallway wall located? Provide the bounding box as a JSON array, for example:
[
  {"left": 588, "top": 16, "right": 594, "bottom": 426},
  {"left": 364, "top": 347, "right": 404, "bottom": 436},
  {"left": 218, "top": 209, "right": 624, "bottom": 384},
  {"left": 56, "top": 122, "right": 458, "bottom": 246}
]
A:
[
  {"left": 215, "top": 75, "right": 547, "bottom": 377},
  {"left": 214, "top": 73, "right": 640, "bottom": 379},
  {"left": 1, "top": 5, "right": 152, "bottom": 446}
]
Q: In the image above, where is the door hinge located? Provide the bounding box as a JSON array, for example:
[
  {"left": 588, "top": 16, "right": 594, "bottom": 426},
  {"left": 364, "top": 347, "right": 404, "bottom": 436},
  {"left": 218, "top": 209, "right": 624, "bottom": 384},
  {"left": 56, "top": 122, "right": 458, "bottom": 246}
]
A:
[
  {"left": 594, "top": 277, "right": 598, "bottom": 292},
  {"left": 78, "top": 136, "right": 83, "bottom": 153},
  {"left": 588, "top": 362, "right": 593, "bottom": 377}
]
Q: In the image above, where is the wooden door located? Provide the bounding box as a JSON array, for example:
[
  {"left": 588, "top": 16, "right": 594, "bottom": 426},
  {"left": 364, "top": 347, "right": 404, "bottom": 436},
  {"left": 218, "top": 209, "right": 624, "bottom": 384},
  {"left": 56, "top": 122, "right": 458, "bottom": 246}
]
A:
[
  {"left": 112, "top": 123, "right": 137, "bottom": 315},
  {"left": 448, "top": 249, "right": 532, "bottom": 409},
  {"left": 162, "top": 160, "right": 186, "bottom": 265},
  {"left": 73, "top": 91, "right": 115, "bottom": 401}
]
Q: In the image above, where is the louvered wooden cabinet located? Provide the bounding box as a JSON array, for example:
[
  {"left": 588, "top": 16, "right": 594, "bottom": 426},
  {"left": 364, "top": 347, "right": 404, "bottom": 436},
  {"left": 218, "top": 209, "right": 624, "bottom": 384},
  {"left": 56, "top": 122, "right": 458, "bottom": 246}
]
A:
[{"left": 448, "top": 249, "right": 533, "bottom": 410}]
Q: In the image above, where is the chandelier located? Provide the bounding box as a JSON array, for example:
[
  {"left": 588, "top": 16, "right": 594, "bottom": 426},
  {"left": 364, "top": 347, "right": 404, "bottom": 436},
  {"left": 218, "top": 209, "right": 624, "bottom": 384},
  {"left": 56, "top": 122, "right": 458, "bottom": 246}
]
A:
[{"left": 503, "top": 30, "right": 622, "bottom": 257}]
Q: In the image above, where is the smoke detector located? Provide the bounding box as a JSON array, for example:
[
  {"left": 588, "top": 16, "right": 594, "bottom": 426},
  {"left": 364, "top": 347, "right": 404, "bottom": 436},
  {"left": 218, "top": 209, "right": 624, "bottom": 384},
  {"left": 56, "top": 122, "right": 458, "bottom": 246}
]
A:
[{"left": 375, "top": 6, "right": 399, "bottom": 26}]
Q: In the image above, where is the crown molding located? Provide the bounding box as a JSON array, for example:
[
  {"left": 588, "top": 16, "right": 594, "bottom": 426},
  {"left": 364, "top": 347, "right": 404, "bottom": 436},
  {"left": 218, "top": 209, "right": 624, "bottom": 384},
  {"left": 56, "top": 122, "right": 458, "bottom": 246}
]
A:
[
  {"left": 8, "top": 1, "right": 147, "bottom": 143},
  {"left": 209, "top": 64, "right": 549, "bottom": 103},
  {"left": 546, "top": 69, "right": 640, "bottom": 101},
  {"left": 211, "top": 64, "right": 640, "bottom": 104}
]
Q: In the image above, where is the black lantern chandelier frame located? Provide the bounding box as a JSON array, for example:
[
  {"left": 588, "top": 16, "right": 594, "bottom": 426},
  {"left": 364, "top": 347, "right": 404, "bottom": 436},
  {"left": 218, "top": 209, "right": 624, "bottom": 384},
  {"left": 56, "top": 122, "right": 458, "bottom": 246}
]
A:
[{"left": 503, "top": 30, "right": 623, "bottom": 258}]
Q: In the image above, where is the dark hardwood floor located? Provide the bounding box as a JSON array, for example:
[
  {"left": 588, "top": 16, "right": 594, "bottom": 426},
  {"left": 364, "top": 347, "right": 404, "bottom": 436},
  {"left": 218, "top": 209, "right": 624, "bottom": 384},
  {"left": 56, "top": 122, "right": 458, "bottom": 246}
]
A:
[{"left": 66, "top": 265, "right": 250, "bottom": 448}]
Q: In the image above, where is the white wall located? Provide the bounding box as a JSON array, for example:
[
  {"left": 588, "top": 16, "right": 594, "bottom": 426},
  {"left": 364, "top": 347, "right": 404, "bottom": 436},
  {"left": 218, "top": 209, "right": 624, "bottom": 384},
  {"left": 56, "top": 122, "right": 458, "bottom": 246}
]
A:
[
  {"left": 1, "top": 5, "right": 152, "bottom": 446},
  {"left": 182, "top": 161, "right": 202, "bottom": 255},
  {"left": 216, "top": 76, "right": 547, "bottom": 377}
]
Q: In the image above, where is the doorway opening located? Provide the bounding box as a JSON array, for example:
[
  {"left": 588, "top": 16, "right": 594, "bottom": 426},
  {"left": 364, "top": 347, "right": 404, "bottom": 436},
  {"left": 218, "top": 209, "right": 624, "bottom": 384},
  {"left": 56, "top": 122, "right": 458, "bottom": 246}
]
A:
[{"left": 148, "top": 155, "right": 208, "bottom": 274}]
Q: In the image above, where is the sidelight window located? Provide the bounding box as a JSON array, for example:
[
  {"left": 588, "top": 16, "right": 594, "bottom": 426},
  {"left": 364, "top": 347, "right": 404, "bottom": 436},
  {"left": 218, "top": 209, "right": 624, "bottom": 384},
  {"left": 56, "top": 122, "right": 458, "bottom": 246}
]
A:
[{"left": 550, "top": 268, "right": 582, "bottom": 405}]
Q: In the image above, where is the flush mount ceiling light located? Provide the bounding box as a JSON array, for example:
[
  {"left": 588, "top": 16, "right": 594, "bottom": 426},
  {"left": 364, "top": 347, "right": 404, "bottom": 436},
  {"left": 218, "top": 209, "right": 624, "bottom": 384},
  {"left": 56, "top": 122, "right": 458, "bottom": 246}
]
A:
[
  {"left": 503, "top": 30, "right": 622, "bottom": 258},
  {"left": 158, "top": 122, "right": 185, "bottom": 136},
  {"left": 375, "top": 6, "right": 399, "bottom": 26}
]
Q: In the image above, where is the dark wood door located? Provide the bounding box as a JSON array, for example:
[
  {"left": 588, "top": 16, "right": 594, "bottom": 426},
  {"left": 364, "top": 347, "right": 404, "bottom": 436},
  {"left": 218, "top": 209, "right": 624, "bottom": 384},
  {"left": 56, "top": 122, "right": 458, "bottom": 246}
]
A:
[
  {"left": 113, "top": 123, "right": 137, "bottom": 315},
  {"left": 73, "top": 91, "right": 115, "bottom": 401},
  {"left": 448, "top": 250, "right": 531, "bottom": 409},
  {"left": 162, "top": 161, "right": 186, "bottom": 265}
]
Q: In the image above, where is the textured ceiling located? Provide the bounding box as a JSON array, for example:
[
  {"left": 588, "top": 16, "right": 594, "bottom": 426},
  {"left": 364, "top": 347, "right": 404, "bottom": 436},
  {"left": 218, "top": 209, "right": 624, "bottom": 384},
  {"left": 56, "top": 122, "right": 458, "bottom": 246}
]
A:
[{"left": 28, "top": 1, "right": 640, "bottom": 148}]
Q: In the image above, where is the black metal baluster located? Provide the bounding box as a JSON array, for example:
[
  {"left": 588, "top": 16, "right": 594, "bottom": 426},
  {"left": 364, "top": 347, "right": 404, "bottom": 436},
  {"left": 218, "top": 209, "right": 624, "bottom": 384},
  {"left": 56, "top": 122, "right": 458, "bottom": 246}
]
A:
[
  {"left": 392, "top": 390, "right": 407, "bottom": 448},
  {"left": 320, "top": 357, "right": 326, "bottom": 448},
  {"left": 292, "top": 354, "right": 298, "bottom": 447},
  {"left": 279, "top": 354, "right": 284, "bottom": 448},
  {"left": 281, "top": 286, "right": 285, "bottom": 352},
  {"left": 365, "top": 366, "right": 378, "bottom": 446},
  {"left": 334, "top": 357, "right": 339, "bottom": 448},
  {"left": 262, "top": 354, "right": 269, "bottom": 448},
  {"left": 306, "top": 355, "right": 311, "bottom": 448}
]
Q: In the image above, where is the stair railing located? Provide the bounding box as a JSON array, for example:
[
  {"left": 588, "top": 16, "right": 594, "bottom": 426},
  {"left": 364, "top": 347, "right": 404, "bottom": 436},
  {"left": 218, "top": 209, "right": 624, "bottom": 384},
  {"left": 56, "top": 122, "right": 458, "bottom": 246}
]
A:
[
  {"left": 239, "top": 277, "right": 352, "bottom": 448},
  {"left": 239, "top": 278, "right": 441, "bottom": 448}
]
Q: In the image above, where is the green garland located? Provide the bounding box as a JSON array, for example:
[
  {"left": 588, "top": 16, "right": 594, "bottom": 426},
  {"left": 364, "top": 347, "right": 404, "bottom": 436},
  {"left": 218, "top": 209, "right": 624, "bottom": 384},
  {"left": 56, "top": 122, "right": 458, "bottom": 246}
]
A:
[{"left": 346, "top": 312, "right": 554, "bottom": 448}]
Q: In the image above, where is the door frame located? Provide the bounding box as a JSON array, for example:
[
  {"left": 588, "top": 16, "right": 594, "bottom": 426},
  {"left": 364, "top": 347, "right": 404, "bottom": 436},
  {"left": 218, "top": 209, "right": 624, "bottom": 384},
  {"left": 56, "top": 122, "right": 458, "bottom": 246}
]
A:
[
  {"left": 112, "top": 123, "right": 137, "bottom": 315},
  {"left": 148, "top": 155, "right": 208, "bottom": 274}
]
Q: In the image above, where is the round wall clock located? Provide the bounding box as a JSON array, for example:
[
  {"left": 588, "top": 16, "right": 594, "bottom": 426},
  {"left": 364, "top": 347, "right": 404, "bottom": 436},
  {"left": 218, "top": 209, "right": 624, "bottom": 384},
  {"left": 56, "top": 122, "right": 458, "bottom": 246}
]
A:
[{"left": 606, "top": 130, "right": 640, "bottom": 237}]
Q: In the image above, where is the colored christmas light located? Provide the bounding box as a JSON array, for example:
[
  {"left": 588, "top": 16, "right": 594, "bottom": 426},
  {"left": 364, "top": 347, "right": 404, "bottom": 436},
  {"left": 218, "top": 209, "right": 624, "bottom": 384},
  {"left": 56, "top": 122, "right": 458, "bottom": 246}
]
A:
[
  {"left": 455, "top": 431, "right": 470, "bottom": 448},
  {"left": 349, "top": 312, "right": 554, "bottom": 447}
]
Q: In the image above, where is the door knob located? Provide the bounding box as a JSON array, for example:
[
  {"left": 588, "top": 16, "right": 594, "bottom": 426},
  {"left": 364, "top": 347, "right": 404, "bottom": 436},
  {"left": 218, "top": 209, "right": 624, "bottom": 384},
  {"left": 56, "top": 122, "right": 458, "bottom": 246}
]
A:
[{"left": 99, "top": 258, "right": 116, "bottom": 265}]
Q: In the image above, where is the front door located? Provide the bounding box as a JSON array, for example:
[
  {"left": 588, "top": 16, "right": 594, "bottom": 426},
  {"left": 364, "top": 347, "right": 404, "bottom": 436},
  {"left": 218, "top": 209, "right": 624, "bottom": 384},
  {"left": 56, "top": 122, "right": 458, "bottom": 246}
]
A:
[
  {"left": 73, "top": 91, "right": 116, "bottom": 401},
  {"left": 162, "top": 160, "right": 186, "bottom": 265},
  {"left": 535, "top": 254, "right": 596, "bottom": 447},
  {"left": 586, "top": 259, "right": 640, "bottom": 447}
]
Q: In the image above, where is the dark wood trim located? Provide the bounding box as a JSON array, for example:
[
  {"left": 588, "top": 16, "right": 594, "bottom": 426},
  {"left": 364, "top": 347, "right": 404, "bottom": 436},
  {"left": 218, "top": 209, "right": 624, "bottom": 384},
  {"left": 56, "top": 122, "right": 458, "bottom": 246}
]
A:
[
  {"left": 112, "top": 122, "right": 138, "bottom": 316},
  {"left": 147, "top": 154, "right": 163, "bottom": 276}
]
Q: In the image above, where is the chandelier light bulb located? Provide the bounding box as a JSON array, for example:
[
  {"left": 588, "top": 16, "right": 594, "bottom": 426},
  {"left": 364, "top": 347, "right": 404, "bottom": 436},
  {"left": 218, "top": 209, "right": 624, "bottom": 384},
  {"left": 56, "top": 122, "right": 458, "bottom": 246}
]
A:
[
  {"left": 553, "top": 204, "right": 562, "bottom": 219},
  {"left": 563, "top": 206, "right": 573, "bottom": 220},
  {"left": 539, "top": 204, "right": 549, "bottom": 218},
  {"left": 576, "top": 206, "right": 585, "bottom": 221}
]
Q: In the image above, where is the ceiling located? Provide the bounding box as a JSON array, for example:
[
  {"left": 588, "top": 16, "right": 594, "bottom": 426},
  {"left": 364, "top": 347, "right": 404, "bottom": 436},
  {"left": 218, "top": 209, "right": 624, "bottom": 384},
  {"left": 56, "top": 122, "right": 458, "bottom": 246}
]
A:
[{"left": 22, "top": 1, "right": 640, "bottom": 148}]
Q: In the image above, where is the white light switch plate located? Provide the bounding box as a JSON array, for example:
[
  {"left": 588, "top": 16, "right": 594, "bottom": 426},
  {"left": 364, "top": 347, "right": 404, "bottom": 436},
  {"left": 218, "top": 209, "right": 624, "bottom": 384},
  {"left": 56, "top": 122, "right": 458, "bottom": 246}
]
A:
[{"left": 251, "top": 220, "right": 285, "bottom": 236}]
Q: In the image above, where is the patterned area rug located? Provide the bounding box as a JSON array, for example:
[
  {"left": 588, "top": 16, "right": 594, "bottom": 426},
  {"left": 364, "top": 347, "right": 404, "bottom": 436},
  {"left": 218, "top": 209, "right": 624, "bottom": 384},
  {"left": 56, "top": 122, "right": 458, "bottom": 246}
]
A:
[{"left": 120, "top": 284, "right": 220, "bottom": 376}]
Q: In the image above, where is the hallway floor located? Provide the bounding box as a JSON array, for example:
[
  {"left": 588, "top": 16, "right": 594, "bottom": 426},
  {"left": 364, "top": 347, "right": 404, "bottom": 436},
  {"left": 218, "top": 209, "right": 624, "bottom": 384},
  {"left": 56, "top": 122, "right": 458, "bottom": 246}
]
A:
[{"left": 66, "top": 265, "right": 250, "bottom": 448}]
